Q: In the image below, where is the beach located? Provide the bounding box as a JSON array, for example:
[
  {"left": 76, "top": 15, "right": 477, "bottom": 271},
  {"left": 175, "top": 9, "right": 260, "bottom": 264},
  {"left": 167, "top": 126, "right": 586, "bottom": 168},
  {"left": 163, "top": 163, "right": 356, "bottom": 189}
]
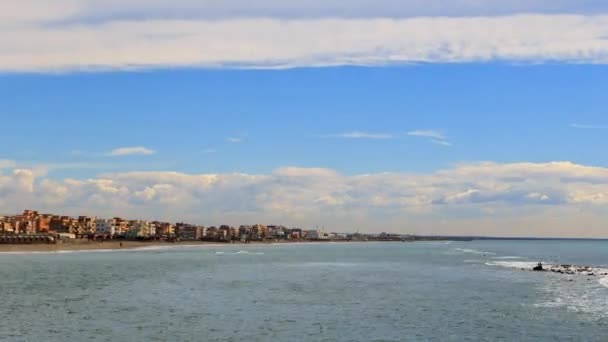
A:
[
  {"left": 0, "top": 239, "right": 346, "bottom": 253},
  {"left": 0, "top": 240, "right": 216, "bottom": 253}
]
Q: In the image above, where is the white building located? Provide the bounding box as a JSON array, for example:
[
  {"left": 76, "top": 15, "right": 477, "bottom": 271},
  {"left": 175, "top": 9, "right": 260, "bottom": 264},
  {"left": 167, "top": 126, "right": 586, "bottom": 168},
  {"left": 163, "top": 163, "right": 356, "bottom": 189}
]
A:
[
  {"left": 95, "top": 219, "right": 116, "bottom": 236},
  {"left": 306, "top": 230, "right": 329, "bottom": 240}
]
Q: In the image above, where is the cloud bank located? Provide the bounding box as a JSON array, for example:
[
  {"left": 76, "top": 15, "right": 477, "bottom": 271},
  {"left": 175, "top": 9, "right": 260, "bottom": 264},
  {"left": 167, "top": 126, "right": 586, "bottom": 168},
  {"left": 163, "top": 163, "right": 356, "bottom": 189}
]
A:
[
  {"left": 3, "top": 1, "right": 608, "bottom": 72},
  {"left": 2, "top": 161, "right": 608, "bottom": 237},
  {"left": 5, "top": 0, "right": 608, "bottom": 23}
]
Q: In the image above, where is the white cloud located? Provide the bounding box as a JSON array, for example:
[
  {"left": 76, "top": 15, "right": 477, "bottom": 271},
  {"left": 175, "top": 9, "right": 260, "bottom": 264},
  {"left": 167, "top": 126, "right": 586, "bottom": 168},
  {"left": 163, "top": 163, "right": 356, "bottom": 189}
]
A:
[
  {"left": 407, "top": 130, "right": 446, "bottom": 140},
  {"left": 431, "top": 139, "right": 453, "bottom": 147},
  {"left": 323, "top": 131, "right": 394, "bottom": 139},
  {"left": 2, "top": 161, "right": 608, "bottom": 237},
  {"left": 571, "top": 123, "right": 608, "bottom": 129},
  {"left": 3, "top": 15, "right": 608, "bottom": 72},
  {"left": 4, "top": 0, "right": 608, "bottom": 24},
  {"left": 408, "top": 130, "right": 452, "bottom": 146},
  {"left": 227, "top": 137, "right": 243, "bottom": 143},
  {"left": 109, "top": 146, "right": 156, "bottom": 156}
]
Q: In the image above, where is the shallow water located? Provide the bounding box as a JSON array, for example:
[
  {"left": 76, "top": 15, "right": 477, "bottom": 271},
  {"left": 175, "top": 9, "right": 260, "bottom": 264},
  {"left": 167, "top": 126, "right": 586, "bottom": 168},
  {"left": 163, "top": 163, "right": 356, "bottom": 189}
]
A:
[{"left": 1, "top": 241, "right": 607, "bottom": 341}]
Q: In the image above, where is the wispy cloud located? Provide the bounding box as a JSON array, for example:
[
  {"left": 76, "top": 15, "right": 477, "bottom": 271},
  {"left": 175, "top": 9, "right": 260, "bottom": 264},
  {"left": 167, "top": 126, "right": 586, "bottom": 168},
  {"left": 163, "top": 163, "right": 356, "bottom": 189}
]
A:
[
  {"left": 407, "top": 130, "right": 446, "bottom": 140},
  {"left": 227, "top": 137, "right": 243, "bottom": 143},
  {"left": 407, "top": 130, "right": 452, "bottom": 147},
  {"left": 571, "top": 123, "right": 608, "bottom": 129},
  {"left": 109, "top": 146, "right": 156, "bottom": 156},
  {"left": 431, "top": 139, "right": 453, "bottom": 147},
  {"left": 323, "top": 131, "right": 394, "bottom": 139}
]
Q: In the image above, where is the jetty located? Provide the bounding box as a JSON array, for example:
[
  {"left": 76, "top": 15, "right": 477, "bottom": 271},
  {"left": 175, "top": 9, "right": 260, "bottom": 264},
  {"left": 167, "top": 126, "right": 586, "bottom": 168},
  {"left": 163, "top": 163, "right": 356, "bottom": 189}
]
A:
[{"left": 527, "top": 263, "right": 608, "bottom": 277}]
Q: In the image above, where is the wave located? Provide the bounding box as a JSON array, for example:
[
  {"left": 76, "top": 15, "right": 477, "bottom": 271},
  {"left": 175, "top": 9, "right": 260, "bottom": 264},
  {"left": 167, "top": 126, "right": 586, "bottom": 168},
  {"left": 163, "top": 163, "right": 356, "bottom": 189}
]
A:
[
  {"left": 294, "top": 262, "right": 358, "bottom": 267},
  {"left": 0, "top": 248, "right": 126, "bottom": 255},
  {"left": 486, "top": 261, "right": 538, "bottom": 269},
  {"left": 492, "top": 256, "right": 524, "bottom": 260},
  {"left": 535, "top": 277, "right": 608, "bottom": 318},
  {"left": 453, "top": 248, "right": 496, "bottom": 255},
  {"left": 214, "top": 250, "right": 264, "bottom": 255}
]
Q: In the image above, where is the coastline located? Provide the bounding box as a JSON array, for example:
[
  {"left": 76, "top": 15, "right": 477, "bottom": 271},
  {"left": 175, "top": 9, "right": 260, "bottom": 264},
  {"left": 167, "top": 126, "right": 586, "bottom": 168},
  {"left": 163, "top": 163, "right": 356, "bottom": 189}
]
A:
[
  {"left": 0, "top": 239, "right": 362, "bottom": 253},
  {"left": 0, "top": 240, "right": 234, "bottom": 253}
]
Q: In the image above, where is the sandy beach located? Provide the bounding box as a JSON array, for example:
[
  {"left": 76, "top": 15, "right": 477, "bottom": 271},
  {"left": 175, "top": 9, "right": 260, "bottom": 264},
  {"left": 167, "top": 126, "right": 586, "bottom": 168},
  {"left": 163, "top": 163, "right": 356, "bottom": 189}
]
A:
[
  {"left": 0, "top": 239, "right": 340, "bottom": 253},
  {"left": 0, "top": 240, "right": 220, "bottom": 253}
]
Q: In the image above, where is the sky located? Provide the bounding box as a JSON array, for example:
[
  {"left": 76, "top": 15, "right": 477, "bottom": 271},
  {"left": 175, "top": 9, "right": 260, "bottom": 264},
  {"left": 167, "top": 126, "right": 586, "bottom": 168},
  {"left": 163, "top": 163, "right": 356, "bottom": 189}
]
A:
[{"left": 1, "top": 1, "right": 608, "bottom": 237}]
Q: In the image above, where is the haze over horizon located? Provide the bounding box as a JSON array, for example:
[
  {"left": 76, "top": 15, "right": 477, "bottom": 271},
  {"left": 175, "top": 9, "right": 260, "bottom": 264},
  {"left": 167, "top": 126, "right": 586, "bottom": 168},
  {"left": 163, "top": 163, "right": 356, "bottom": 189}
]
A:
[{"left": 2, "top": 1, "right": 608, "bottom": 237}]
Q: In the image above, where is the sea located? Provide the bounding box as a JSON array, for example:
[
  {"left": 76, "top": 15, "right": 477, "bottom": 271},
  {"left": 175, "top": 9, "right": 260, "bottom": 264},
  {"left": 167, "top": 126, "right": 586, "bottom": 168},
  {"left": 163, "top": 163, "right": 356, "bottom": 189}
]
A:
[{"left": 1, "top": 240, "right": 608, "bottom": 341}]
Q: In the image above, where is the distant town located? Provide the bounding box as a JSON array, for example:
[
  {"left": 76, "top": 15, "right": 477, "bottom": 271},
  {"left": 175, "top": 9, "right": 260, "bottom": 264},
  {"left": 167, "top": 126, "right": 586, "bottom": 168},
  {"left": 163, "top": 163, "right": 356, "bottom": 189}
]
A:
[{"left": 0, "top": 209, "right": 420, "bottom": 245}]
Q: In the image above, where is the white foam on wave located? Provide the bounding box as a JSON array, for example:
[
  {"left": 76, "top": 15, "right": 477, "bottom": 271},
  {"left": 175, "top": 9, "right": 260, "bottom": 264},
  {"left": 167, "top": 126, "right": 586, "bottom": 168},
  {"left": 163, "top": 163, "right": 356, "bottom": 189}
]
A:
[
  {"left": 535, "top": 276, "right": 608, "bottom": 318},
  {"left": 489, "top": 259, "right": 608, "bottom": 317},
  {"left": 295, "top": 262, "right": 358, "bottom": 267},
  {"left": 454, "top": 248, "right": 496, "bottom": 255},
  {"left": 492, "top": 256, "right": 524, "bottom": 260},
  {"left": 486, "top": 261, "right": 539, "bottom": 269},
  {"left": 0, "top": 243, "right": 262, "bottom": 256},
  {"left": 213, "top": 250, "right": 264, "bottom": 256},
  {"left": 0, "top": 248, "right": 128, "bottom": 255}
]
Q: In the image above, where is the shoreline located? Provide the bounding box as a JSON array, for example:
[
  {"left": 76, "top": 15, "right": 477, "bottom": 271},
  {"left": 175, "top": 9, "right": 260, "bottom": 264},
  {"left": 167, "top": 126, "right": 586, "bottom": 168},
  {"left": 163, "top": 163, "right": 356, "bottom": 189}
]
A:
[
  {"left": 0, "top": 239, "right": 374, "bottom": 253},
  {"left": 0, "top": 241, "right": 211, "bottom": 253}
]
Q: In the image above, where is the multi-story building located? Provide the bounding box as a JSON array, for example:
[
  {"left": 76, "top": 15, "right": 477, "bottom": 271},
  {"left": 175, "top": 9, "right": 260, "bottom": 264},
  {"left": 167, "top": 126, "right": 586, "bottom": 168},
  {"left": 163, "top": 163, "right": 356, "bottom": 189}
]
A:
[
  {"left": 238, "top": 225, "right": 252, "bottom": 239},
  {"left": 126, "top": 220, "right": 151, "bottom": 238},
  {"left": 305, "top": 230, "right": 329, "bottom": 240},
  {"left": 290, "top": 228, "right": 303, "bottom": 239},
  {"left": 250, "top": 224, "right": 268, "bottom": 240},
  {"left": 0, "top": 217, "right": 14, "bottom": 234},
  {"left": 219, "top": 225, "right": 236, "bottom": 241},
  {"left": 78, "top": 216, "right": 97, "bottom": 234},
  {"left": 152, "top": 221, "right": 174, "bottom": 237},
  {"left": 95, "top": 219, "right": 116, "bottom": 236},
  {"left": 268, "top": 225, "right": 289, "bottom": 239},
  {"left": 50, "top": 216, "right": 75, "bottom": 234},
  {"left": 113, "top": 218, "right": 129, "bottom": 236},
  {"left": 35, "top": 215, "right": 51, "bottom": 233},
  {"left": 175, "top": 223, "right": 202, "bottom": 240}
]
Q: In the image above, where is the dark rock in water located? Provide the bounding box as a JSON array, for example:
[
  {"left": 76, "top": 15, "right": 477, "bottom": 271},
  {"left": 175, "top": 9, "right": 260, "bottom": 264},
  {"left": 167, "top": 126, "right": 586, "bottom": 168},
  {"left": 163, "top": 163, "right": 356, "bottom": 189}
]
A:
[{"left": 533, "top": 262, "right": 544, "bottom": 271}]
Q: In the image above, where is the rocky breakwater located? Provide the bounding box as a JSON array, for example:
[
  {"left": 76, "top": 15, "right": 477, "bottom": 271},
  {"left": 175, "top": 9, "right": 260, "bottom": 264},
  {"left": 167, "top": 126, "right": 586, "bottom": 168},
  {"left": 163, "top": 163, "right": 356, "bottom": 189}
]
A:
[{"left": 532, "top": 263, "right": 608, "bottom": 278}]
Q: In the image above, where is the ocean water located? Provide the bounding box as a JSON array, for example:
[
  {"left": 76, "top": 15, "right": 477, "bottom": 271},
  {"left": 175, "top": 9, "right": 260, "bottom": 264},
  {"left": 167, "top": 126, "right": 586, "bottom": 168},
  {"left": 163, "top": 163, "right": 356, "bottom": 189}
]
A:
[{"left": 1, "top": 241, "right": 608, "bottom": 341}]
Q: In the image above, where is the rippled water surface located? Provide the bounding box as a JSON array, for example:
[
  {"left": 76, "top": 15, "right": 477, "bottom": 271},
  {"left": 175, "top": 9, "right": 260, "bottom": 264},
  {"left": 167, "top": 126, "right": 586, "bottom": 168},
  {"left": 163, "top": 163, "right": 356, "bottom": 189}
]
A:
[{"left": 1, "top": 241, "right": 608, "bottom": 341}]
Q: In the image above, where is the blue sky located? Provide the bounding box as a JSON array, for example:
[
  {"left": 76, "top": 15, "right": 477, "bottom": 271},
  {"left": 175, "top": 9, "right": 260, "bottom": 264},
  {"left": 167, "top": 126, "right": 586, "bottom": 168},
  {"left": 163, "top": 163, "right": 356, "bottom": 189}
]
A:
[
  {"left": 2, "top": 64, "right": 607, "bottom": 178},
  {"left": 2, "top": 1, "right": 608, "bottom": 236}
]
